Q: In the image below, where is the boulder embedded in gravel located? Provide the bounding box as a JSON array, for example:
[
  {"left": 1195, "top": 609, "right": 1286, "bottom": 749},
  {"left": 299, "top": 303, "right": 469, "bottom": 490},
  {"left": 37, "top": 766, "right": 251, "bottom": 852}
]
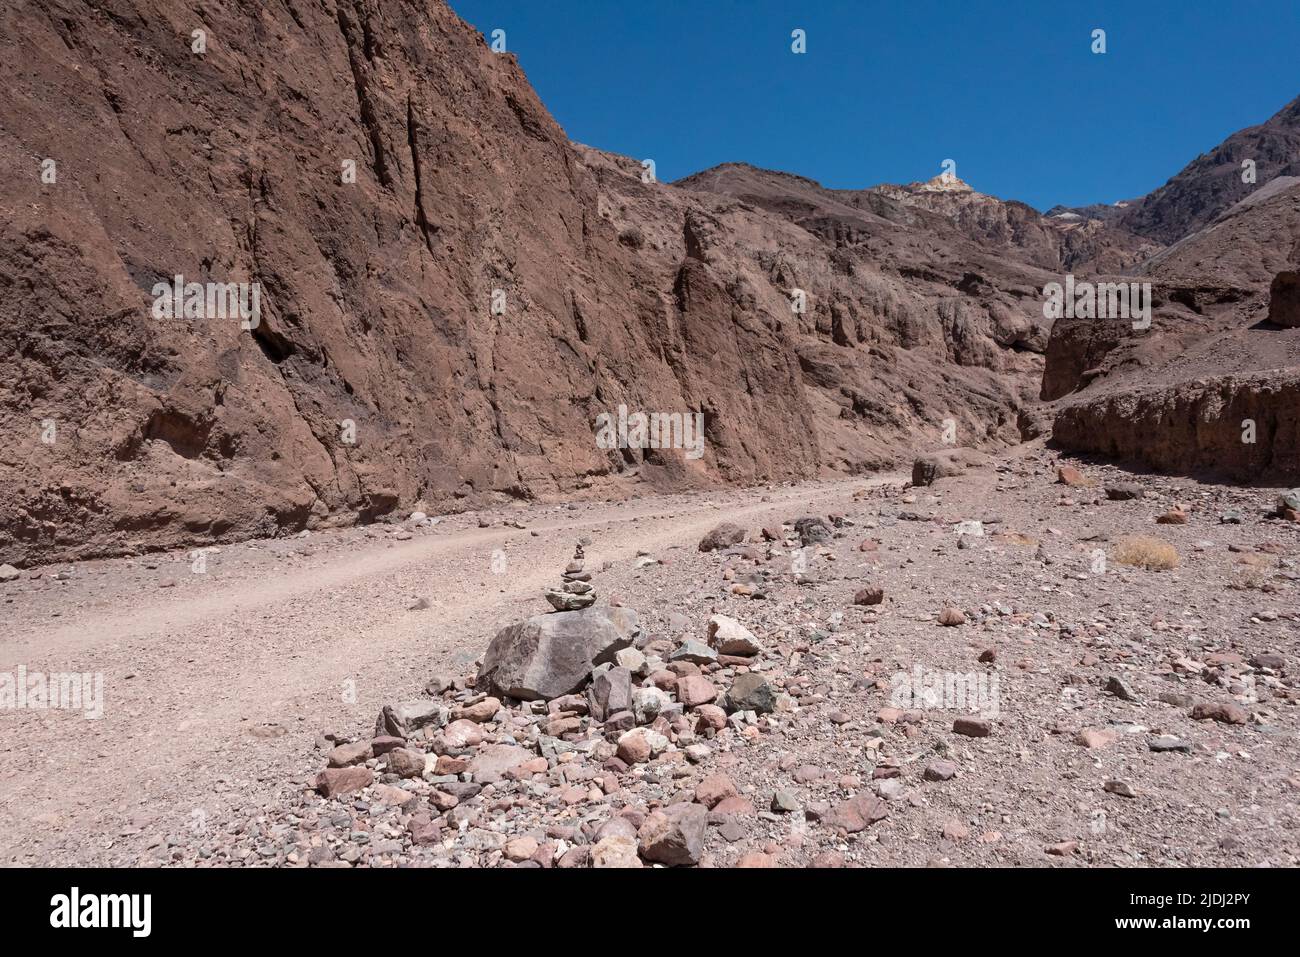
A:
[
  {"left": 374, "top": 701, "right": 446, "bottom": 738},
  {"left": 469, "top": 744, "right": 537, "bottom": 784},
  {"left": 504, "top": 837, "right": 539, "bottom": 863},
  {"left": 853, "top": 586, "right": 885, "bottom": 606},
  {"left": 327, "top": 740, "right": 373, "bottom": 768},
  {"left": 1074, "top": 728, "right": 1118, "bottom": 750},
  {"left": 638, "top": 802, "right": 707, "bottom": 866},
  {"left": 1104, "top": 779, "right": 1138, "bottom": 798},
  {"left": 386, "top": 747, "right": 426, "bottom": 778},
  {"left": 616, "top": 727, "right": 667, "bottom": 764},
  {"left": 478, "top": 606, "right": 641, "bottom": 700},
  {"left": 698, "top": 523, "right": 746, "bottom": 552},
  {"left": 371, "top": 735, "right": 405, "bottom": 756},
  {"left": 632, "top": 686, "right": 674, "bottom": 724},
  {"left": 315, "top": 767, "right": 374, "bottom": 798},
  {"left": 1105, "top": 675, "right": 1139, "bottom": 701},
  {"left": 590, "top": 835, "right": 642, "bottom": 868},
  {"left": 937, "top": 607, "right": 966, "bottom": 626},
  {"left": 1190, "top": 701, "right": 1248, "bottom": 724},
  {"left": 1105, "top": 483, "right": 1143, "bottom": 501},
  {"left": 952, "top": 717, "right": 992, "bottom": 737},
  {"left": 695, "top": 773, "right": 738, "bottom": 808},
  {"left": 706, "top": 614, "right": 761, "bottom": 656},
  {"left": 1056, "top": 466, "right": 1092, "bottom": 487},
  {"left": 675, "top": 675, "right": 718, "bottom": 708},
  {"left": 771, "top": 790, "right": 800, "bottom": 813},
  {"left": 912, "top": 449, "right": 986, "bottom": 486},
  {"left": 823, "top": 794, "right": 888, "bottom": 833},
  {"left": 923, "top": 760, "right": 958, "bottom": 782},
  {"left": 595, "top": 815, "right": 639, "bottom": 842},
  {"left": 453, "top": 697, "right": 501, "bottom": 723},
  {"left": 587, "top": 666, "right": 633, "bottom": 722},
  {"left": 1250, "top": 652, "right": 1285, "bottom": 671},
  {"left": 724, "top": 673, "right": 776, "bottom": 714},
  {"left": 793, "top": 516, "right": 832, "bottom": 546},
  {"left": 669, "top": 639, "right": 717, "bottom": 664},
  {"left": 0, "top": 564, "right": 20, "bottom": 582},
  {"left": 694, "top": 704, "right": 727, "bottom": 731},
  {"left": 438, "top": 719, "right": 486, "bottom": 750}
]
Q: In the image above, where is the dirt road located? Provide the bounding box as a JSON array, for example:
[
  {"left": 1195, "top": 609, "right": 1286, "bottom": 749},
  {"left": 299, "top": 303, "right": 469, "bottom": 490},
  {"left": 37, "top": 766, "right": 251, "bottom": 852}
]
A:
[{"left": 0, "top": 477, "right": 886, "bottom": 865}]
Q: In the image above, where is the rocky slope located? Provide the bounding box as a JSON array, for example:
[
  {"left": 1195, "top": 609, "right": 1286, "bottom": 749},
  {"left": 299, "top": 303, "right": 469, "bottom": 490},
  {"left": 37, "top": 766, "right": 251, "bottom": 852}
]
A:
[
  {"left": 1038, "top": 96, "right": 1300, "bottom": 481},
  {"left": 1118, "top": 95, "right": 1300, "bottom": 244},
  {"left": 0, "top": 0, "right": 1054, "bottom": 566},
  {"left": 1043, "top": 179, "right": 1300, "bottom": 480},
  {"left": 2, "top": 0, "right": 1296, "bottom": 566}
]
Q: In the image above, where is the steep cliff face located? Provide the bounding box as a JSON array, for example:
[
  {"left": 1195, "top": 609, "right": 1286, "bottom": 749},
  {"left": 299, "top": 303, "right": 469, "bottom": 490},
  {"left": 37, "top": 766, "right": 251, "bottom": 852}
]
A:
[
  {"left": 0, "top": 0, "right": 1043, "bottom": 564},
  {"left": 0, "top": 0, "right": 801, "bottom": 562},
  {"left": 1041, "top": 179, "right": 1300, "bottom": 479}
]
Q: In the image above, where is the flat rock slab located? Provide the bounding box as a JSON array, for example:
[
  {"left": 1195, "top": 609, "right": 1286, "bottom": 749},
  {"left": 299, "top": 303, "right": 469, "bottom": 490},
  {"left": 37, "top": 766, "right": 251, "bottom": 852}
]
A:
[{"left": 469, "top": 744, "right": 536, "bottom": 784}]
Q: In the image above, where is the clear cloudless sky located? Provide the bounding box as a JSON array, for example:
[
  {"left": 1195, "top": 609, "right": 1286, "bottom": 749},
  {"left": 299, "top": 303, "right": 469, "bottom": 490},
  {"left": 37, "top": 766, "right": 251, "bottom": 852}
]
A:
[{"left": 447, "top": 0, "right": 1300, "bottom": 211}]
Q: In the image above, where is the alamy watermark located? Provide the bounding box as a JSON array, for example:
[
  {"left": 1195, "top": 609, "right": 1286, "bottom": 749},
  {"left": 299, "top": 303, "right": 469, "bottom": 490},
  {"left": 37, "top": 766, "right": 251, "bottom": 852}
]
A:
[
  {"left": 1, "top": 667, "right": 103, "bottom": 719},
  {"left": 1042, "top": 274, "right": 1151, "bottom": 330},
  {"left": 595, "top": 404, "right": 705, "bottom": 460},
  {"left": 890, "top": 664, "right": 999, "bottom": 718},
  {"left": 151, "top": 275, "right": 261, "bottom": 329}
]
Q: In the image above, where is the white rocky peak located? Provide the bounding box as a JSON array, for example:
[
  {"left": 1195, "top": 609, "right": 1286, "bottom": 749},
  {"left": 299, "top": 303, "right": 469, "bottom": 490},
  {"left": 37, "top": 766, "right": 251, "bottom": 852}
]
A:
[{"left": 915, "top": 171, "right": 975, "bottom": 193}]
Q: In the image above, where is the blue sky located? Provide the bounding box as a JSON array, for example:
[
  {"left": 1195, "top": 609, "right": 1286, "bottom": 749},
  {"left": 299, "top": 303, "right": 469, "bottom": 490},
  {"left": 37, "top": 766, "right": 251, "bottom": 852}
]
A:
[{"left": 448, "top": 0, "right": 1299, "bottom": 211}]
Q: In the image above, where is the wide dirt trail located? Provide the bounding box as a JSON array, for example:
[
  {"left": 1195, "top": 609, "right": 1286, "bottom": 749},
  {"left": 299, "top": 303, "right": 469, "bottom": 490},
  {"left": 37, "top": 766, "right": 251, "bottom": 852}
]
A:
[{"left": 0, "top": 477, "right": 886, "bottom": 864}]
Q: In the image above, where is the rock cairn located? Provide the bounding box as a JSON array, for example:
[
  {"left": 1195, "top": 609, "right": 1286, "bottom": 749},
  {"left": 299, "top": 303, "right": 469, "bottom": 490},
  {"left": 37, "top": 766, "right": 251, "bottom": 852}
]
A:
[{"left": 545, "top": 543, "right": 596, "bottom": 611}]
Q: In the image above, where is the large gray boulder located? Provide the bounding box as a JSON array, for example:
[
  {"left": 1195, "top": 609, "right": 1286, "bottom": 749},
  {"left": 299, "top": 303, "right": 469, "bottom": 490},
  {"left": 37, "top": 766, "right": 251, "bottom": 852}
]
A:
[
  {"left": 911, "top": 448, "right": 989, "bottom": 487},
  {"left": 698, "top": 522, "right": 746, "bottom": 552},
  {"left": 478, "top": 607, "right": 641, "bottom": 701}
]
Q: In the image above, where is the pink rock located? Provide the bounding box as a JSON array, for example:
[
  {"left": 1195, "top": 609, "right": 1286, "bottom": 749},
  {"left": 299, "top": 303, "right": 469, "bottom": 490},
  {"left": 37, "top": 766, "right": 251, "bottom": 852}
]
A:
[
  {"left": 1074, "top": 728, "right": 1118, "bottom": 749},
  {"left": 315, "top": 767, "right": 373, "bottom": 798},
  {"left": 638, "top": 802, "right": 707, "bottom": 866},
  {"left": 694, "top": 705, "right": 727, "bottom": 731},
  {"left": 1191, "top": 701, "right": 1248, "bottom": 724},
  {"left": 469, "top": 744, "right": 535, "bottom": 784},
  {"left": 504, "top": 836, "right": 539, "bottom": 862},
  {"left": 385, "top": 747, "right": 426, "bottom": 778},
  {"left": 371, "top": 783, "right": 416, "bottom": 806},
  {"left": 952, "top": 717, "right": 992, "bottom": 737},
  {"left": 327, "top": 740, "right": 372, "bottom": 768},
  {"left": 590, "top": 835, "right": 642, "bottom": 868},
  {"left": 694, "top": 773, "right": 739, "bottom": 808},
  {"left": 712, "top": 795, "right": 755, "bottom": 816},
  {"left": 454, "top": 696, "right": 502, "bottom": 723},
  {"left": 440, "top": 719, "right": 486, "bottom": 750},
  {"left": 676, "top": 675, "right": 718, "bottom": 708},
  {"left": 823, "top": 794, "right": 888, "bottom": 833}
]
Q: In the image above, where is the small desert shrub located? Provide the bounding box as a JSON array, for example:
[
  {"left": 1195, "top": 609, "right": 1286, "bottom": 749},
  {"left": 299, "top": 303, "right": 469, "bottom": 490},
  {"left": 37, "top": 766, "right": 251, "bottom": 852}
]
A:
[
  {"left": 617, "top": 225, "right": 645, "bottom": 249},
  {"left": 1113, "top": 536, "right": 1179, "bottom": 570}
]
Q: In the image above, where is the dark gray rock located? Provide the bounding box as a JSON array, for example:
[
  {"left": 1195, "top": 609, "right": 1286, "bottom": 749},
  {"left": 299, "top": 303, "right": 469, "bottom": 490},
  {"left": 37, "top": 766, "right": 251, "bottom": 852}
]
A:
[
  {"left": 478, "top": 607, "right": 641, "bottom": 701},
  {"left": 698, "top": 522, "right": 746, "bottom": 552},
  {"left": 793, "top": 516, "right": 832, "bottom": 546},
  {"left": 724, "top": 673, "right": 777, "bottom": 714},
  {"left": 587, "top": 666, "right": 633, "bottom": 722},
  {"left": 638, "top": 802, "right": 707, "bottom": 866}
]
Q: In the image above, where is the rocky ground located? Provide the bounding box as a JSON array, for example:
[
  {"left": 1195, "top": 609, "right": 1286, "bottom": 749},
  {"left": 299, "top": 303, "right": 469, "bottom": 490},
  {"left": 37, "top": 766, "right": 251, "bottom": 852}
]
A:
[{"left": 4, "top": 447, "right": 1295, "bottom": 868}]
